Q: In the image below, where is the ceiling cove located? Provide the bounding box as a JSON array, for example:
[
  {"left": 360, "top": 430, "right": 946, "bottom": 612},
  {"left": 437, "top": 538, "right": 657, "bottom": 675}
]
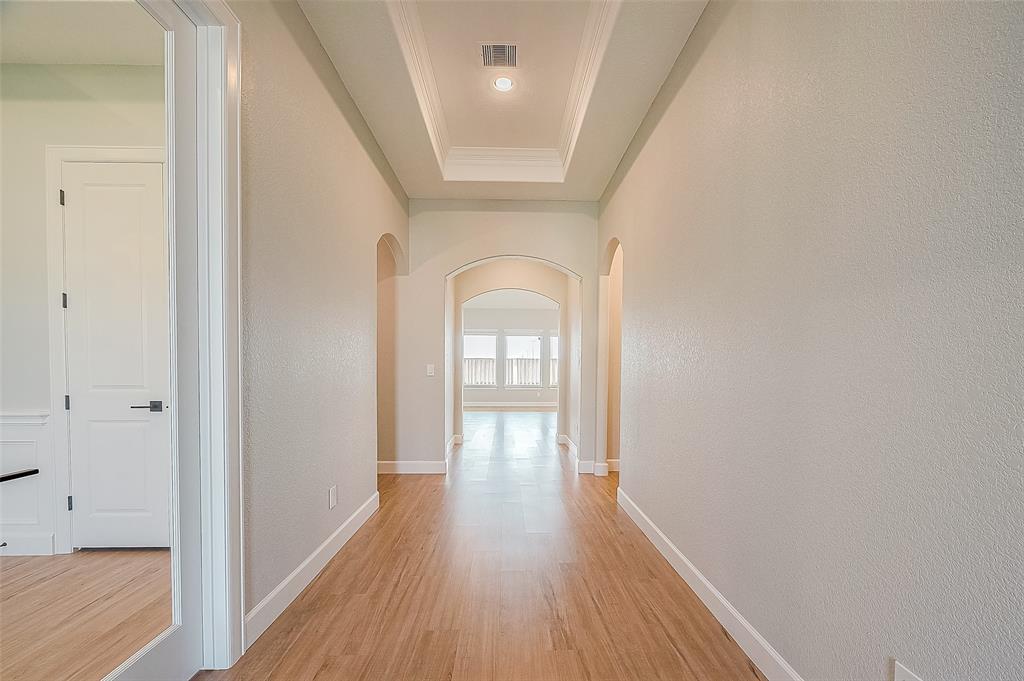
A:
[{"left": 387, "top": 0, "right": 620, "bottom": 185}]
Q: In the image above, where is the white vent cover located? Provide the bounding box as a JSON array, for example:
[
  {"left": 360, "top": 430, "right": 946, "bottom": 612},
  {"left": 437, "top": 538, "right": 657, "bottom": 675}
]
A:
[{"left": 481, "top": 44, "right": 517, "bottom": 68}]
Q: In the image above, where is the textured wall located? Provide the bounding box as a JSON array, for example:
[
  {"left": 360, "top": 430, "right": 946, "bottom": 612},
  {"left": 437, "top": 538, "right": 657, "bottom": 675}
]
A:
[
  {"left": 234, "top": 0, "right": 408, "bottom": 611},
  {"left": 600, "top": 2, "right": 1023, "bottom": 680}
]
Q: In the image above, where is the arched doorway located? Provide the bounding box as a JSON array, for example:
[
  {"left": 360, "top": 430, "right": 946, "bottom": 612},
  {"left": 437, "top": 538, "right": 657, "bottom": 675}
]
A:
[
  {"left": 376, "top": 234, "right": 404, "bottom": 466},
  {"left": 597, "top": 238, "right": 623, "bottom": 477},
  {"left": 444, "top": 256, "right": 585, "bottom": 472}
]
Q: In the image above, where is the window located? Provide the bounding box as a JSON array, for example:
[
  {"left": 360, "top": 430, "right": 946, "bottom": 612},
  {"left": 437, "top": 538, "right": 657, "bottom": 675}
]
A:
[
  {"left": 549, "top": 336, "right": 559, "bottom": 387},
  {"left": 463, "top": 334, "right": 496, "bottom": 386},
  {"left": 505, "top": 335, "right": 542, "bottom": 386}
]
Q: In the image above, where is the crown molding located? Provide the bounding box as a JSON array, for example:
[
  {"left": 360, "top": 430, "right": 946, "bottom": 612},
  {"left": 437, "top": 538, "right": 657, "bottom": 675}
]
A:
[
  {"left": 387, "top": 0, "right": 620, "bottom": 185},
  {"left": 444, "top": 147, "right": 564, "bottom": 183},
  {"left": 557, "top": 0, "right": 621, "bottom": 170},
  {"left": 387, "top": 0, "right": 450, "bottom": 166}
]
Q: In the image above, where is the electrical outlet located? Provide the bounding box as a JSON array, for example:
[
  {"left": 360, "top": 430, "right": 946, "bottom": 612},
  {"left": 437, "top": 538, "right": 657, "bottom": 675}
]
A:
[
  {"left": 893, "top": 661, "right": 924, "bottom": 681},
  {"left": 329, "top": 485, "right": 337, "bottom": 510},
  {"left": 426, "top": 363, "right": 435, "bottom": 377}
]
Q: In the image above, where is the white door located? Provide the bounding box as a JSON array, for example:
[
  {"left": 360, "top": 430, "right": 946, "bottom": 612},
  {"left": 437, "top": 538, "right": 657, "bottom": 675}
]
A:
[{"left": 63, "top": 161, "right": 170, "bottom": 548}]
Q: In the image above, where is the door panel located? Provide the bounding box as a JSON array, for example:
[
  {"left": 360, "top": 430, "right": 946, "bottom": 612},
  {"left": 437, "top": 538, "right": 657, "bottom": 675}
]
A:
[{"left": 64, "top": 161, "right": 170, "bottom": 548}]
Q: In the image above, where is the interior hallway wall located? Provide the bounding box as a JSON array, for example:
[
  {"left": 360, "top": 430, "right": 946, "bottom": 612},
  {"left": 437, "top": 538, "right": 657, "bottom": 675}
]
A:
[
  {"left": 233, "top": 0, "right": 408, "bottom": 612},
  {"left": 599, "top": 2, "right": 1024, "bottom": 681},
  {"left": 396, "top": 200, "right": 597, "bottom": 467}
]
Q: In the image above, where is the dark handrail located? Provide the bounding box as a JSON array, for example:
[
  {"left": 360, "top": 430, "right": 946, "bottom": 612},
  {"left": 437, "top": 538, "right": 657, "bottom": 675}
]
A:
[{"left": 0, "top": 468, "right": 40, "bottom": 483}]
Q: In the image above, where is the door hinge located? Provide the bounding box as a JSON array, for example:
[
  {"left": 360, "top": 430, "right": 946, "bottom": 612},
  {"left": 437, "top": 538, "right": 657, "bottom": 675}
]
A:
[
  {"left": 59, "top": 189, "right": 65, "bottom": 206},
  {"left": 62, "top": 292, "right": 68, "bottom": 309},
  {"left": 67, "top": 495, "right": 73, "bottom": 511},
  {"left": 64, "top": 395, "right": 70, "bottom": 410}
]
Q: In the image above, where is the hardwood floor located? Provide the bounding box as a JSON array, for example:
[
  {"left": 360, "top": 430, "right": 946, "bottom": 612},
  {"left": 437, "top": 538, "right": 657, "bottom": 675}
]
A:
[
  {"left": 0, "top": 548, "right": 171, "bottom": 681},
  {"left": 199, "top": 411, "right": 765, "bottom": 681}
]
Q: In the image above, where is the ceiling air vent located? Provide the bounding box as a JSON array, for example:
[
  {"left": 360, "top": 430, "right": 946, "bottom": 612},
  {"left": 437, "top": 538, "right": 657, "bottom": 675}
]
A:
[{"left": 481, "top": 44, "right": 517, "bottom": 68}]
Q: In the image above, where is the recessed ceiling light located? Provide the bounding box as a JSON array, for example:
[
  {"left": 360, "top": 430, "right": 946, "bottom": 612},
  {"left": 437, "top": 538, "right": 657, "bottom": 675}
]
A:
[{"left": 492, "top": 76, "right": 514, "bottom": 92}]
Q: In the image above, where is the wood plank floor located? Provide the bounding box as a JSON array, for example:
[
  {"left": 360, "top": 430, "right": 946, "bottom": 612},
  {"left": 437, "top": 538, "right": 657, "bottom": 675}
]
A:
[
  {"left": 199, "top": 411, "right": 765, "bottom": 681},
  {"left": 0, "top": 548, "right": 171, "bottom": 681}
]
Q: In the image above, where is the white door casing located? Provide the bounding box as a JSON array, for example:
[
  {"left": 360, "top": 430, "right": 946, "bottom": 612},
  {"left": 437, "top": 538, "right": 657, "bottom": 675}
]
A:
[{"left": 63, "top": 161, "right": 170, "bottom": 548}]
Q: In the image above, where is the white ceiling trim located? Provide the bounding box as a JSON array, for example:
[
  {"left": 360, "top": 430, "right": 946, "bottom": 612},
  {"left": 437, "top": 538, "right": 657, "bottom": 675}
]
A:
[
  {"left": 444, "top": 147, "right": 564, "bottom": 183},
  {"left": 388, "top": 0, "right": 621, "bottom": 185},
  {"left": 557, "top": 0, "right": 621, "bottom": 172},
  {"left": 387, "top": 0, "right": 450, "bottom": 167}
]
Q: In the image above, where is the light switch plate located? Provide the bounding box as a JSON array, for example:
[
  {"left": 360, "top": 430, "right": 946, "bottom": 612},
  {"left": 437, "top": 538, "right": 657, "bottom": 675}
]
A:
[
  {"left": 894, "top": 661, "right": 924, "bottom": 681},
  {"left": 426, "top": 363, "right": 435, "bottom": 376}
]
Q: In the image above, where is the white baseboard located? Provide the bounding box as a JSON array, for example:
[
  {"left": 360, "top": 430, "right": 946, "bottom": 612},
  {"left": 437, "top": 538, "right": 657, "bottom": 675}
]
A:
[
  {"left": 557, "top": 434, "right": 594, "bottom": 474},
  {"left": 607, "top": 458, "right": 620, "bottom": 472},
  {"left": 453, "top": 434, "right": 463, "bottom": 445},
  {"left": 244, "top": 491, "right": 379, "bottom": 648},
  {"left": 464, "top": 402, "right": 557, "bottom": 409},
  {"left": 377, "top": 460, "right": 447, "bottom": 474},
  {"left": 594, "top": 462, "right": 609, "bottom": 477},
  {"left": 616, "top": 488, "right": 803, "bottom": 681}
]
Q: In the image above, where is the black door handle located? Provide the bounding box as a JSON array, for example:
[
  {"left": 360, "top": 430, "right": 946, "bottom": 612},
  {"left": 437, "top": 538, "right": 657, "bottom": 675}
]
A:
[{"left": 130, "top": 400, "right": 164, "bottom": 412}]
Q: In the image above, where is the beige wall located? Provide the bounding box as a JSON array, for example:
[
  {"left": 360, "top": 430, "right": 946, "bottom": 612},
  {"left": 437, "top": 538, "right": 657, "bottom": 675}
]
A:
[
  {"left": 600, "top": 2, "right": 1024, "bottom": 681},
  {"left": 0, "top": 64, "right": 164, "bottom": 411},
  {"left": 397, "top": 200, "right": 597, "bottom": 465},
  {"left": 233, "top": 0, "right": 408, "bottom": 611}
]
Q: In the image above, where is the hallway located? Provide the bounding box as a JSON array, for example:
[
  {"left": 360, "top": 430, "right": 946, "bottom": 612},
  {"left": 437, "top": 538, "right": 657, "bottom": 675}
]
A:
[{"left": 200, "top": 411, "right": 764, "bottom": 680}]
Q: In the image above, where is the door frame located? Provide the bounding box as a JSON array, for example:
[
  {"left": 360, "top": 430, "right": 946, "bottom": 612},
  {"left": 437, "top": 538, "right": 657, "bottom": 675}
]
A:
[
  {"left": 45, "top": 145, "right": 168, "bottom": 555},
  {"left": 42, "top": 0, "right": 243, "bottom": 674}
]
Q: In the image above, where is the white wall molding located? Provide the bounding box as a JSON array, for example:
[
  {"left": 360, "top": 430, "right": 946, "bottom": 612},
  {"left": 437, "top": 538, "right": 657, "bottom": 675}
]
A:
[
  {"left": 464, "top": 402, "right": 558, "bottom": 409},
  {"left": 244, "top": 491, "right": 379, "bottom": 648},
  {"left": 444, "top": 147, "right": 564, "bottom": 183},
  {"left": 378, "top": 460, "right": 447, "bottom": 475},
  {"left": 0, "top": 412, "right": 54, "bottom": 556},
  {"left": 594, "top": 462, "right": 609, "bottom": 476},
  {"left": 386, "top": 0, "right": 449, "bottom": 169},
  {"left": 558, "top": 434, "right": 593, "bottom": 474},
  {"left": 617, "top": 488, "right": 804, "bottom": 681},
  {"left": 0, "top": 411, "right": 50, "bottom": 426}
]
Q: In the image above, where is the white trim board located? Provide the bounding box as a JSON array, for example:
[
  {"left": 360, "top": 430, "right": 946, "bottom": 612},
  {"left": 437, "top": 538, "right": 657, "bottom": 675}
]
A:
[
  {"left": 616, "top": 488, "right": 804, "bottom": 681},
  {"left": 378, "top": 460, "right": 447, "bottom": 474},
  {"left": 464, "top": 402, "right": 558, "bottom": 409},
  {"left": 244, "top": 491, "right": 380, "bottom": 648},
  {"left": 558, "top": 434, "right": 593, "bottom": 474}
]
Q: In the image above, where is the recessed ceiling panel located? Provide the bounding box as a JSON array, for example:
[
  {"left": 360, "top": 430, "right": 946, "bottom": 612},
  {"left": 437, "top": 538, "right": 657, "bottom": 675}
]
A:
[
  {"left": 417, "top": 0, "right": 589, "bottom": 150},
  {"left": 299, "top": 0, "right": 708, "bottom": 200}
]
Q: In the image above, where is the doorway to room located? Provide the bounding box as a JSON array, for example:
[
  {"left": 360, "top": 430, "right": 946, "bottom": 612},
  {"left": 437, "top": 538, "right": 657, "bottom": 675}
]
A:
[
  {"left": 444, "top": 256, "right": 585, "bottom": 472},
  {"left": 460, "top": 289, "right": 561, "bottom": 454}
]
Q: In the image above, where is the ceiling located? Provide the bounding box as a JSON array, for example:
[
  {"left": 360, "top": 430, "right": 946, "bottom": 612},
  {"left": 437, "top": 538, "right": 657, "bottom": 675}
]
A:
[
  {"left": 0, "top": 1, "right": 164, "bottom": 66},
  {"left": 299, "top": 0, "right": 706, "bottom": 201},
  {"left": 463, "top": 289, "right": 559, "bottom": 310}
]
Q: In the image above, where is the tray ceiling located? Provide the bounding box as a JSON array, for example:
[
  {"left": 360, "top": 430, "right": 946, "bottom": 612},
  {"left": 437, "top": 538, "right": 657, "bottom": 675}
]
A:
[{"left": 299, "top": 0, "right": 707, "bottom": 200}]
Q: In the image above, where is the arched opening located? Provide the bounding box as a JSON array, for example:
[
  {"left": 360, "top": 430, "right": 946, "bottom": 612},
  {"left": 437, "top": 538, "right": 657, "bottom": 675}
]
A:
[
  {"left": 444, "top": 256, "right": 585, "bottom": 474},
  {"left": 376, "top": 234, "right": 402, "bottom": 467},
  {"left": 597, "top": 238, "right": 623, "bottom": 477}
]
